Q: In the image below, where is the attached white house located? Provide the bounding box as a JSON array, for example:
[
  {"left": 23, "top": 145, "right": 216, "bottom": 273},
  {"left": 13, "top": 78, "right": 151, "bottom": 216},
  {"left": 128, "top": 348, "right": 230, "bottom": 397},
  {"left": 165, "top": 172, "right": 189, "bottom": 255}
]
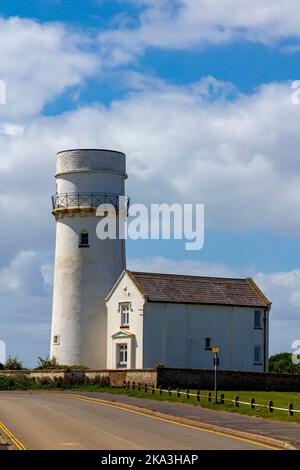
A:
[{"left": 106, "top": 270, "right": 271, "bottom": 372}]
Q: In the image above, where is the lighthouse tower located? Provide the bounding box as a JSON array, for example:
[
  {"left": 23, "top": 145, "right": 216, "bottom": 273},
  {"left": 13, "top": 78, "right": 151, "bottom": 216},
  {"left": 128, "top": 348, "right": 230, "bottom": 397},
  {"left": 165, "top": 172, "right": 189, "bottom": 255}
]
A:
[{"left": 50, "top": 149, "right": 127, "bottom": 369}]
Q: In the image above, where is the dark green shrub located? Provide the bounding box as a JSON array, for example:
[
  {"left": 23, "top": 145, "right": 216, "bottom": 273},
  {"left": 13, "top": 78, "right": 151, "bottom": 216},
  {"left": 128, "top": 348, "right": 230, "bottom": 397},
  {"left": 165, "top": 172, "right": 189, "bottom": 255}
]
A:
[
  {"left": 13, "top": 374, "right": 31, "bottom": 390},
  {"left": 0, "top": 375, "right": 16, "bottom": 390},
  {"left": 35, "top": 356, "right": 60, "bottom": 370},
  {"left": 0, "top": 374, "right": 31, "bottom": 390},
  {"left": 269, "top": 353, "right": 300, "bottom": 374},
  {"left": 63, "top": 365, "right": 89, "bottom": 371},
  {"left": 4, "top": 356, "right": 23, "bottom": 370}
]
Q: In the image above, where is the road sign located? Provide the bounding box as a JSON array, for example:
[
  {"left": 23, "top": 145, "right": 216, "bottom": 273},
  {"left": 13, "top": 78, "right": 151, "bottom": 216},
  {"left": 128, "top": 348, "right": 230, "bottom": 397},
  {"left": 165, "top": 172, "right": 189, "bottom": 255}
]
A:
[{"left": 212, "top": 347, "right": 220, "bottom": 353}]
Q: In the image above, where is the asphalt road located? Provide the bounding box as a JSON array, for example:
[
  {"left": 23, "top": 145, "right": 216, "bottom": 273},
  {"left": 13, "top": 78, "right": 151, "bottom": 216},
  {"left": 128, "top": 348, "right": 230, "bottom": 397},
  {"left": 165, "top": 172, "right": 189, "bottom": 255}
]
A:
[{"left": 0, "top": 392, "right": 270, "bottom": 450}]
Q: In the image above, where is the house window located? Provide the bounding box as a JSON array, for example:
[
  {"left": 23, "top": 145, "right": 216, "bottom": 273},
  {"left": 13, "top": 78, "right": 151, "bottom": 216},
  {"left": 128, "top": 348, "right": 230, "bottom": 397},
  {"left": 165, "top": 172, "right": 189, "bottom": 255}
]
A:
[
  {"left": 79, "top": 231, "right": 89, "bottom": 247},
  {"left": 53, "top": 335, "right": 60, "bottom": 345},
  {"left": 254, "top": 310, "right": 262, "bottom": 329},
  {"left": 254, "top": 345, "right": 262, "bottom": 364},
  {"left": 118, "top": 343, "right": 128, "bottom": 367},
  {"left": 120, "top": 303, "right": 130, "bottom": 327},
  {"left": 205, "top": 337, "right": 211, "bottom": 350}
]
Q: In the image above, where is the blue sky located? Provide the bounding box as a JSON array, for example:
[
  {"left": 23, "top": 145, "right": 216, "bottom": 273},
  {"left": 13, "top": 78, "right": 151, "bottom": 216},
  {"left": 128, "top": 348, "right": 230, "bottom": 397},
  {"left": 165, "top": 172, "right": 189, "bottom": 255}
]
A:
[{"left": 0, "top": 0, "right": 300, "bottom": 366}]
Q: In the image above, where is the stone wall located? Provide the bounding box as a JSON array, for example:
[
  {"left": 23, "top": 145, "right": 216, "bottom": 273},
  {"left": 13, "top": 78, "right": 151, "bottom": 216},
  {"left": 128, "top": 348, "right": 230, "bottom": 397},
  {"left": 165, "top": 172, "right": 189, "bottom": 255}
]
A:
[
  {"left": 0, "top": 369, "right": 157, "bottom": 387},
  {"left": 156, "top": 368, "right": 300, "bottom": 391}
]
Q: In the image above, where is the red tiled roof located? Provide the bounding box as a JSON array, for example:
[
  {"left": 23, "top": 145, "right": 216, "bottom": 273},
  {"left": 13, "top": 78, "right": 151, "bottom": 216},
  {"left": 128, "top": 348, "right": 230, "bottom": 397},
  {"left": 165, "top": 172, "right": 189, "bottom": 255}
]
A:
[{"left": 127, "top": 271, "right": 270, "bottom": 308}]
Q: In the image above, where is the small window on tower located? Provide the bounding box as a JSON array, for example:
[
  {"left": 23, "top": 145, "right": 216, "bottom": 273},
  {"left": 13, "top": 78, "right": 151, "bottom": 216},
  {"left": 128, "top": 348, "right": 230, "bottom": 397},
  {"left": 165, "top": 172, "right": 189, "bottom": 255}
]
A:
[
  {"left": 79, "top": 231, "right": 89, "bottom": 247},
  {"left": 53, "top": 335, "right": 60, "bottom": 345}
]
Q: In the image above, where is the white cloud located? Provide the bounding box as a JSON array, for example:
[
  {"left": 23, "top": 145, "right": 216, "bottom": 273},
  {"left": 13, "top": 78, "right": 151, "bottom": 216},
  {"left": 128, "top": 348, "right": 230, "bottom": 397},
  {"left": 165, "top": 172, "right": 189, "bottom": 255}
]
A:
[
  {"left": 99, "top": 0, "right": 300, "bottom": 65},
  {"left": 0, "top": 17, "right": 99, "bottom": 118},
  {"left": 0, "top": 251, "right": 52, "bottom": 367},
  {"left": 0, "top": 251, "right": 49, "bottom": 296}
]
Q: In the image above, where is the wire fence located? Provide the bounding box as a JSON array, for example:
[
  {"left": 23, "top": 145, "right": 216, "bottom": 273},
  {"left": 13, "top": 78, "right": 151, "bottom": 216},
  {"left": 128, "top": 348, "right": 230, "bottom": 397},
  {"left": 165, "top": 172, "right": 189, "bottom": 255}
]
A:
[{"left": 123, "top": 381, "right": 300, "bottom": 417}]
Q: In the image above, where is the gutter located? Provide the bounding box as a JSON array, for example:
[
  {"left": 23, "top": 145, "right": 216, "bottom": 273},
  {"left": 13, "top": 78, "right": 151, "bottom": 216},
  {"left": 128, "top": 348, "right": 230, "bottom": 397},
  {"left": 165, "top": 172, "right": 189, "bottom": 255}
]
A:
[{"left": 263, "top": 304, "right": 271, "bottom": 372}]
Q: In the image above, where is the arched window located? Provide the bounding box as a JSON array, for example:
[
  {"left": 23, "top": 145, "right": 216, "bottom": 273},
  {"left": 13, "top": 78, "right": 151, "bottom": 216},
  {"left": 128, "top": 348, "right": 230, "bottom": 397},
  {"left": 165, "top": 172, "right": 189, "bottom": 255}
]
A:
[{"left": 79, "top": 230, "right": 89, "bottom": 247}]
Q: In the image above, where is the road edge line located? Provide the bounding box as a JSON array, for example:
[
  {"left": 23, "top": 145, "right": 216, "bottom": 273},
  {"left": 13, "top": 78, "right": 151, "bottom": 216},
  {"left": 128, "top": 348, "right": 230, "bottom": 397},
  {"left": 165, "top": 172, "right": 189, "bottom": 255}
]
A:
[{"left": 0, "top": 420, "right": 26, "bottom": 450}]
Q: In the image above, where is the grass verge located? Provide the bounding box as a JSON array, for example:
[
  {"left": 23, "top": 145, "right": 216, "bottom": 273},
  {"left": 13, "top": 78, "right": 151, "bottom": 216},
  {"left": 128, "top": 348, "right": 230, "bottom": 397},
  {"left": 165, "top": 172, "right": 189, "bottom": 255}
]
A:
[{"left": 56, "top": 384, "right": 300, "bottom": 425}]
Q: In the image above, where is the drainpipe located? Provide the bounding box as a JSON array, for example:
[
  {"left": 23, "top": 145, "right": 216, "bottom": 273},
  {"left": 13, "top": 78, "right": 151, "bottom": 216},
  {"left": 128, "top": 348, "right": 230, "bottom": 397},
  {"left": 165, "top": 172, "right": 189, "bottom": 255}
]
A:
[{"left": 263, "top": 305, "right": 271, "bottom": 372}]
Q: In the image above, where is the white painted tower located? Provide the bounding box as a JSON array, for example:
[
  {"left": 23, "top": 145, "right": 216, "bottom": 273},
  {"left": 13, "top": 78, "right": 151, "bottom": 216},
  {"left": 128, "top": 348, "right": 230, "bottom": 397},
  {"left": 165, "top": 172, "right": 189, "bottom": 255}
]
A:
[{"left": 50, "top": 149, "right": 128, "bottom": 368}]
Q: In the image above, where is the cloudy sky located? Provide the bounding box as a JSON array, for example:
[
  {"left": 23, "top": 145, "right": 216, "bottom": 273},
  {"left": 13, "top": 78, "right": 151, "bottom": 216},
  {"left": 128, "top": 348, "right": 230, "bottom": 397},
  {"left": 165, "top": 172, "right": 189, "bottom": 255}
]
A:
[{"left": 0, "top": 0, "right": 300, "bottom": 366}]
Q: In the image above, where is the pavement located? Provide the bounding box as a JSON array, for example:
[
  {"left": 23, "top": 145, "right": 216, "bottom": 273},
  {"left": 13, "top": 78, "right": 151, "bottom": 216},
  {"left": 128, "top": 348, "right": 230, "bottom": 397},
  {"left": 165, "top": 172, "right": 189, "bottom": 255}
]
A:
[{"left": 0, "top": 391, "right": 278, "bottom": 450}]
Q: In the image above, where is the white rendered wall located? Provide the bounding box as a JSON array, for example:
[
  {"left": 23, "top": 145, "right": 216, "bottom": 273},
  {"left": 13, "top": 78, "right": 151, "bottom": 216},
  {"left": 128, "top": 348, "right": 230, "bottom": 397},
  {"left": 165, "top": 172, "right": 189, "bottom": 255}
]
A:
[
  {"left": 143, "top": 302, "right": 268, "bottom": 372},
  {"left": 51, "top": 150, "right": 126, "bottom": 368},
  {"left": 106, "top": 272, "right": 145, "bottom": 369}
]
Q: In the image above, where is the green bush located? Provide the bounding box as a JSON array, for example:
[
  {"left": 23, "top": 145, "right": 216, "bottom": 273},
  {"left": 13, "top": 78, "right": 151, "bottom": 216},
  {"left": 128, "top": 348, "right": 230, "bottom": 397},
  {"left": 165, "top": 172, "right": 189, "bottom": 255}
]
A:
[
  {"left": 63, "top": 365, "right": 89, "bottom": 371},
  {"left": 35, "top": 356, "right": 60, "bottom": 370},
  {"left": 34, "top": 357, "right": 89, "bottom": 371},
  {"left": 269, "top": 352, "right": 300, "bottom": 374},
  {"left": 4, "top": 356, "right": 23, "bottom": 370},
  {"left": 0, "top": 375, "right": 16, "bottom": 390},
  {"left": 0, "top": 374, "right": 31, "bottom": 390},
  {"left": 13, "top": 374, "right": 31, "bottom": 390}
]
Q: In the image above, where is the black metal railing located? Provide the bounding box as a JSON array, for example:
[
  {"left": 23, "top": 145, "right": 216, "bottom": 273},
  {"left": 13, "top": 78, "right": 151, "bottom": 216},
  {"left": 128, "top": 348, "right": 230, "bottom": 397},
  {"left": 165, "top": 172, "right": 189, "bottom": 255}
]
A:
[{"left": 52, "top": 192, "right": 130, "bottom": 211}]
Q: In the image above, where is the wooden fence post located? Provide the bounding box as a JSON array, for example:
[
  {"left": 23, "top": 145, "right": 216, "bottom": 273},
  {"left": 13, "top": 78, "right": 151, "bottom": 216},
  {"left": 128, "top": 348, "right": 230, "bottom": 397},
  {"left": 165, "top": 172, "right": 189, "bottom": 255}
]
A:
[
  {"left": 208, "top": 391, "right": 212, "bottom": 403},
  {"left": 152, "top": 384, "right": 155, "bottom": 395},
  {"left": 196, "top": 390, "right": 200, "bottom": 402},
  {"left": 159, "top": 386, "right": 162, "bottom": 395},
  {"left": 177, "top": 388, "right": 181, "bottom": 398},
  {"left": 250, "top": 398, "right": 255, "bottom": 410},
  {"left": 168, "top": 387, "right": 171, "bottom": 397},
  {"left": 268, "top": 400, "right": 274, "bottom": 413},
  {"left": 144, "top": 383, "right": 147, "bottom": 393},
  {"left": 186, "top": 389, "right": 190, "bottom": 399},
  {"left": 220, "top": 393, "right": 224, "bottom": 404},
  {"left": 234, "top": 396, "right": 239, "bottom": 407},
  {"left": 289, "top": 403, "right": 294, "bottom": 416},
  {"left": 138, "top": 382, "right": 141, "bottom": 391},
  {"left": 132, "top": 381, "right": 135, "bottom": 390}
]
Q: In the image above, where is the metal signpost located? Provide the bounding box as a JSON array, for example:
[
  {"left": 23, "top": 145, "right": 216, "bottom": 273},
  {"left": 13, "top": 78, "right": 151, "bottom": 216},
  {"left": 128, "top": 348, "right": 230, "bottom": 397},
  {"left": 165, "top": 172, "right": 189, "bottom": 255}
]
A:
[{"left": 212, "top": 347, "right": 220, "bottom": 403}]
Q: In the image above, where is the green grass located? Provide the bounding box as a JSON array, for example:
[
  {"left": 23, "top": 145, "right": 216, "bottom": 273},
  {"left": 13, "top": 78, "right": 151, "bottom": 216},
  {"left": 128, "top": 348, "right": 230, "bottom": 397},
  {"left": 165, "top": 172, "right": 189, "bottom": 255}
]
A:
[{"left": 60, "top": 384, "right": 300, "bottom": 425}]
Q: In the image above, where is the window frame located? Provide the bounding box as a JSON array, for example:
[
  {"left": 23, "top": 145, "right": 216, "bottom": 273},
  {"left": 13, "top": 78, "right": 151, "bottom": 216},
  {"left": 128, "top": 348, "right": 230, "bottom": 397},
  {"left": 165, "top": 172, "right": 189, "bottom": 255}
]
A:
[
  {"left": 120, "top": 302, "right": 130, "bottom": 327},
  {"left": 118, "top": 343, "right": 128, "bottom": 367},
  {"left": 254, "top": 345, "right": 262, "bottom": 365},
  {"left": 254, "top": 310, "right": 262, "bottom": 329},
  {"left": 53, "top": 335, "right": 60, "bottom": 345},
  {"left": 79, "top": 231, "right": 89, "bottom": 248},
  {"left": 205, "top": 337, "right": 212, "bottom": 350}
]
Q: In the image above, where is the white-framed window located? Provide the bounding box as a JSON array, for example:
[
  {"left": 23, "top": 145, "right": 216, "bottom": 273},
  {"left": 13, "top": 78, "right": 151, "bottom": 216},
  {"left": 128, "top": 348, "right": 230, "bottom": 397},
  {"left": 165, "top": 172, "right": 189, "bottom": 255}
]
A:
[
  {"left": 53, "top": 335, "right": 60, "bottom": 345},
  {"left": 120, "top": 303, "right": 130, "bottom": 327},
  {"left": 118, "top": 343, "right": 128, "bottom": 367},
  {"left": 254, "top": 310, "right": 262, "bottom": 329},
  {"left": 254, "top": 345, "right": 262, "bottom": 364},
  {"left": 79, "top": 231, "right": 89, "bottom": 247}
]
